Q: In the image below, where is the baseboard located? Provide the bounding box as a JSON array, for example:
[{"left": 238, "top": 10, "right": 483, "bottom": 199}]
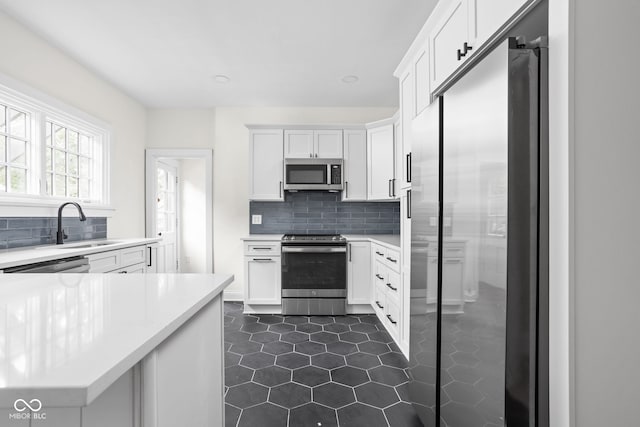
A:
[
  {"left": 346, "top": 304, "right": 375, "bottom": 314},
  {"left": 223, "top": 291, "right": 244, "bottom": 301}
]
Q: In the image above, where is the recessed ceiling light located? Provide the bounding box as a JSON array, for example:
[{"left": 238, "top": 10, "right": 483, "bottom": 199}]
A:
[
  {"left": 341, "top": 75, "right": 359, "bottom": 84},
  {"left": 213, "top": 74, "right": 230, "bottom": 83}
]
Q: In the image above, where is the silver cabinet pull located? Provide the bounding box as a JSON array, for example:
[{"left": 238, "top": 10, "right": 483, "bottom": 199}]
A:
[
  {"left": 252, "top": 258, "right": 274, "bottom": 262},
  {"left": 386, "top": 257, "right": 397, "bottom": 263},
  {"left": 386, "top": 283, "right": 398, "bottom": 291},
  {"left": 345, "top": 181, "right": 348, "bottom": 198},
  {"left": 348, "top": 243, "right": 352, "bottom": 262},
  {"left": 279, "top": 181, "right": 282, "bottom": 198},
  {"left": 375, "top": 274, "right": 384, "bottom": 281},
  {"left": 375, "top": 301, "right": 384, "bottom": 309},
  {"left": 386, "top": 314, "right": 397, "bottom": 325}
]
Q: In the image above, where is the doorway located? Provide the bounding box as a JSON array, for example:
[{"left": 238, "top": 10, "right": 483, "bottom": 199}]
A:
[{"left": 145, "top": 149, "right": 213, "bottom": 273}]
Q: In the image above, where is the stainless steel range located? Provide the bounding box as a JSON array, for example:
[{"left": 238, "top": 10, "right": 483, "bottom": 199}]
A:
[{"left": 281, "top": 234, "right": 347, "bottom": 315}]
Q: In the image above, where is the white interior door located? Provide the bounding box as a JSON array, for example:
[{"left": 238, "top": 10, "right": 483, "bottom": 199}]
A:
[{"left": 155, "top": 161, "right": 179, "bottom": 273}]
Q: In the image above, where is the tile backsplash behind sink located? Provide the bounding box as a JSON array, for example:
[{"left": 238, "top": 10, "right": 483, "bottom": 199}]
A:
[
  {"left": 0, "top": 217, "right": 107, "bottom": 249},
  {"left": 250, "top": 191, "right": 400, "bottom": 235}
]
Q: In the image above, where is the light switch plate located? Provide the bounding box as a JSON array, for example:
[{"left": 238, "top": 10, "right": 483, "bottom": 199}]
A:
[{"left": 251, "top": 215, "right": 262, "bottom": 225}]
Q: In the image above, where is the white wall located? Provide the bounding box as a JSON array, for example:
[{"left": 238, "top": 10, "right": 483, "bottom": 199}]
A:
[
  {"left": 179, "top": 159, "right": 207, "bottom": 273},
  {"left": 0, "top": 11, "right": 147, "bottom": 237}
]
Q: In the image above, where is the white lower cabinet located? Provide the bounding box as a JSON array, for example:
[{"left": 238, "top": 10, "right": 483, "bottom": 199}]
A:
[
  {"left": 88, "top": 244, "right": 158, "bottom": 273},
  {"left": 347, "top": 241, "right": 372, "bottom": 305},
  {"left": 243, "top": 241, "right": 282, "bottom": 309}
]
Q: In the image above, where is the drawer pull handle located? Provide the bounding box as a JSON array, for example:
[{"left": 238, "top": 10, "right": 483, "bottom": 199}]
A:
[
  {"left": 375, "top": 274, "right": 385, "bottom": 281},
  {"left": 253, "top": 258, "right": 274, "bottom": 262},
  {"left": 386, "top": 283, "right": 398, "bottom": 291},
  {"left": 253, "top": 247, "right": 272, "bottom": 250},
  {"left": 386, "top": 257, "right": 397, "bottom": 263},
  {"left": 386, "top": 314, "right": 397, "bottom": 325},
  {"left": 375, "top": 301, "right": 384, "bottom": 309},
  {"left": 375, "top": 251, "right": 384, "bottom": 256}
]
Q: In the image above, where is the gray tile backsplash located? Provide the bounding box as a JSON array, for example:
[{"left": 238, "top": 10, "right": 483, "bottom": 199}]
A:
[
  {"left": 0, "top": 217, "right": 107, "bottom": 249},
  {"left": 250, "top": 192, "right": 400, "bottom": 235}
]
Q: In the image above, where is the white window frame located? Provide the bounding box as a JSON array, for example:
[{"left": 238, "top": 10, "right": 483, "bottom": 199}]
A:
[{"left": 0, "top": 72, "right": 113, "bottom": 217}]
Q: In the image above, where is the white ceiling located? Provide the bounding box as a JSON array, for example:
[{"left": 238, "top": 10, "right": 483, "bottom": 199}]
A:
[{"left": 0, "top": 0, "right": 437, "bottom": 108}]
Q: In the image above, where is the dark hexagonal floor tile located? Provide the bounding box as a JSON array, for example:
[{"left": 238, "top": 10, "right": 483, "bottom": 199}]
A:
[
  {"left": 333, "top": 316, "right": 361, "bottom": 325},
  {"left": 323, "top": 323, "right": 350, "bottom": 333},
  {"left": 358, "top": 315, "right": 380, "bottom": 325},
  {"left": 276, "top": 352, "right": 310, "bottom": 369},
  {"left": 337, "top": 403, "right": 388, "bottom": 427},
  {"left": 358, "top": 341, "right": 391, "bottom": 355},
  {"left": 313, "top": 382, "right": 355, "bottom": 409},
  {"left": 339, "top": 331, "right": 369, "bottom": 344},
  {"left": 225, "top": 352, "right": 241, "bottom": 367},
  {"left": 292, "top": 366, "right": 330, "bottom": 387},
  {"left": 388, "top": 341, "right": 402, "bottom": 353},
  {"left": 225, "top": 331, "right": 251, "bottom": 344},
  {"left": 281, "top": 331, "right": 310, "bottom": 344},
  {"left": 268, "top": 323, "right": 295, "bottom": 333},
  {"left": 269, "top": 382, "right": 311, "bottom": 408},
  {"left": 355, "top": 382, "right": 399, "bottom": 408},
  {"left": 284, "top": 316, "right": 310, "bottom": 325},
  {"left": 229, "top": 340, "right": 262, "bottom": 355},
  {"left": 309, "top": 316, "right": 334, "bottom": 325},
  {"left": 261, "top": 341, "right": 293, "bottom": 355},
  {"left": 326, "top": 341, "right": 358, "bottom": 355},
  {"left": 225, "top": 365, "right": 254, "bottom": 386},
  {"left": 331, "top": 366, "right": 369, "bottom": 387},
  {"left": 225, "top": 404, "right": 240, "bottom": 427},
  {"left": 379, "top": 351, "right": 408, "bottom": 369},
  {"left": 310, "top": 331, "right": 339, "bottom": 344},
  {"left": 411, "top": 364, "right": 436, "bottom": 384},
  {"left": 252, "top": 365, "right": 291, "bottom": 387},
  {"left": 311, "top": 352, "right": 345, "bottom": 370},
  {"left": 368, "top": 365, "right": 409, "bottom": 386},
  {"left": 346, "top": 352, "right": 381, "bottom": 370},
  {"left": 225, "top": 382, "right": 268, "bottom": 409},
  {"left": 224, "top": 342, "right": 232, "bottom": 352},
  {"left": 368, "top": 330, "right": 394, "bottom": 344},
  {"left": 295, "top": 341, "right": 326, "bottom": 355},
  {"left": 395, "top": 382, "right": 411, "bottom": 402},
  {"left": 237, "top": 402, "right": 288, "bottom": 427},
  {"left": 296, "top": 323, "right": 323, "bottom": 334},
  {"left": 289, "top": 403, "right": 338, "bottom": 427},
  {"left": 255, "top": 314, "right": 284, "bottom": 325},
  {"left": 384, "top": 402, "right": 423, "bottom": 427},
  {"left": 349, "top": 323, "right": 378, "bottom": 334},
  {"left": 240, "top": 322, "right": 268, "bottom": 333},
  {"left": 448, "top": 364, "right": 483, "bottom": 384},
  {"left": 240, "top": 352, "right": 276, "bottom": 369},
  {"left": 251, "top": 331, "right": 281, "bottom": 344}
]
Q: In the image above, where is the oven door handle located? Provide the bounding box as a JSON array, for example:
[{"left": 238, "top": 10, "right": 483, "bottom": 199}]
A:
[{"left": 282, "top": 246, "right": 347, "bottom": 253}]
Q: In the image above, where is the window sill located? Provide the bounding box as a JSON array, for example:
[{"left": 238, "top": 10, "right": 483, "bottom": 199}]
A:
[{"left": 0, "top": 197, "right": 115, "bottom": 218}]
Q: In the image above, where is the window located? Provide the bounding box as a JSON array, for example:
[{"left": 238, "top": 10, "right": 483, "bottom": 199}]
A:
[{"left": 0, "top": 78, "right": 110, "bottom": 207}]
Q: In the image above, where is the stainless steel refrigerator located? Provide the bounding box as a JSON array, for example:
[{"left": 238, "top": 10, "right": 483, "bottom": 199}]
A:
[{"left": 408, "top": 37, "right": 549, "bottom": 427}]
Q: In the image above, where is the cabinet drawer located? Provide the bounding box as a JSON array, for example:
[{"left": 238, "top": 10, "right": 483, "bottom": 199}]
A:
[
  {"left": 373, "top": 261, "right": 387, "bottom": 286},
  {"left": 88, "top": 250, "right": 121, "bottom": 273},
  {"left": 385, "top": 298, "right": 401, "bottom": 337},
  {"left": 384, "top": 248, "right": 400, "bottom": 272},
  {"left": 244, "top": 242, "right": 281, "bottom": 256},
  {"left": 373, "top": 285, "right": 386, "bottom": 314},
  {"left": 113, "top": 262, "right": 146, "bottom": 274},
  {"left": 385, "top": 269, "right": 401, "bottom": 304},
  {"left": 121, "top": 246, "right": 147, "bottom": 267},
  {"left": 372, "top": 243, "right": 386, "bottom": 260}
]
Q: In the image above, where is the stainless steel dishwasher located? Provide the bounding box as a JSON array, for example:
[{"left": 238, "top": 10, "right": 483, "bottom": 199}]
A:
[{"left": 3, "top": 256, "right": 90, "bottom": 273}]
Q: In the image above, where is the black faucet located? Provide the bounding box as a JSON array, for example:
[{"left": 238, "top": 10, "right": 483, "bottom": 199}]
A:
[{"left": 56, "top": 202, "right": 87, "bottom": 244}]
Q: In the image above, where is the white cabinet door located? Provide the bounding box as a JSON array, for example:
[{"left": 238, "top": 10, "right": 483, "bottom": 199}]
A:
[
  {"left": 342, "top": 130, "right": 367, "bottom": 201},
  {"left": 414, "top": 45, "right": 430, "bottom": 116},
  {"left": 284, "top": 130, "right": 314, "bottom": 158},
  {"left": 472, "top": 0, "right": 527, "bottom": 47},
  {"left": 367, "top": 124, "right": 395, "bottom": 200},
  {"left": 400, "top": 189, "right": 411, "bottom": 350},
  {"left": 347, "top": 241, "right": 372, "bottom": 305},
  {"left": 249, "top": 129, "right": 284, "bottom": 201},
  {"left": 430, "top": 0, "right": 473, "bottom": 90},
  {"left": 398, "top": 66, "right": 414, "bottom": 191},
  {"left": 245, "top": 256, "right": 281, "bottom": 305},
  {"left": 314, "top": 130, "right": 343, "bottom": 158}
]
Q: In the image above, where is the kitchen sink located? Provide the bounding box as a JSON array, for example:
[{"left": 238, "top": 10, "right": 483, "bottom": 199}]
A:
[{"left": 37, "top": 240, "right": 123, "bottom": 249}]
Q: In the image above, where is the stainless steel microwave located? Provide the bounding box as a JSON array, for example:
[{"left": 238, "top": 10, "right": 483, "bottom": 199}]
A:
[{"left": 284, "top": 158, "right": 343, "bottom": 191}]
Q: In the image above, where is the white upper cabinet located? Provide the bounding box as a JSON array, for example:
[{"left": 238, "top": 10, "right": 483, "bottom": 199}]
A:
[
  {"left": 249, "top": 129, "right": 284, "bottom": 201},
  {"left": 414, "top": 45, "right": 430, "bottom": 116},
  {"left": 314, "top": 130, "right": 343, "bottom": 158},
  {"left": 472, "top": 0, "right": 528, "bottom": 48},
  {"left": 367, "top": 122, "right": 395, "bottom": 201},
  {"left": 284, "top": 130, "right": 314, "bottom": 158},
  {"left": 342, "top": 130, "right": 367, "bottom": 201},
  {"left": 430, "top": 0, "right": 474, "bottom": 90},
  {"left": 284, "top": 130, "right": 343, "bottom": 158},
  {"left": 399, "top": 68, "right": 414, "bottom": 190}
]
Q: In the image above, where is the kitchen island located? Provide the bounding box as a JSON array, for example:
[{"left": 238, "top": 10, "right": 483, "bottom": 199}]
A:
[{"left": 0, "top": 273, "right": 233, "bottom": 427}]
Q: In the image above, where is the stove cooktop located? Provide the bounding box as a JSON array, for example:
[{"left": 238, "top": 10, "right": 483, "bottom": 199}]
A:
[{"left": 282, "top": 234, "right": 346, "bottom": 242}]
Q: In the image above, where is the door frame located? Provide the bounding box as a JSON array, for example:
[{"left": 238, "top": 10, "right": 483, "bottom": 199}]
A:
[{"left": 145, "top": 149, "right": 214, "bottom": 273}]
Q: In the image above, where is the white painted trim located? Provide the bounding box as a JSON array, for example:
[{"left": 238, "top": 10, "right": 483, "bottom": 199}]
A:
[
  {"left": 0, "top": 197, "right": 115, "bottom": 217},
  {"left": 548, "top": 0, "right": 575, "bottom": 425},
  {"left": 145, "top": 149, "right": 214, "bottom": 274},
  {"left": 246, "top": 123, "right": 366, "bottom": 130},
  {"left": 223, "top": 290, "right": 244, "bottom": 302}
]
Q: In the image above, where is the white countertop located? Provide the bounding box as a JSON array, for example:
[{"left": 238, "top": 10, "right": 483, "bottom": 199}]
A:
[
  {"left": 242, "top": 234, "right": 400, "bottom": 248},
  {"left": 240, "top": 234, "right": 283, "bottom": 241},
  {"left": 0, "top": 237, "right": 161, "bottom": 270},
  {"left": 0, "top": 273, "right": 234, "bottom": 408}
]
